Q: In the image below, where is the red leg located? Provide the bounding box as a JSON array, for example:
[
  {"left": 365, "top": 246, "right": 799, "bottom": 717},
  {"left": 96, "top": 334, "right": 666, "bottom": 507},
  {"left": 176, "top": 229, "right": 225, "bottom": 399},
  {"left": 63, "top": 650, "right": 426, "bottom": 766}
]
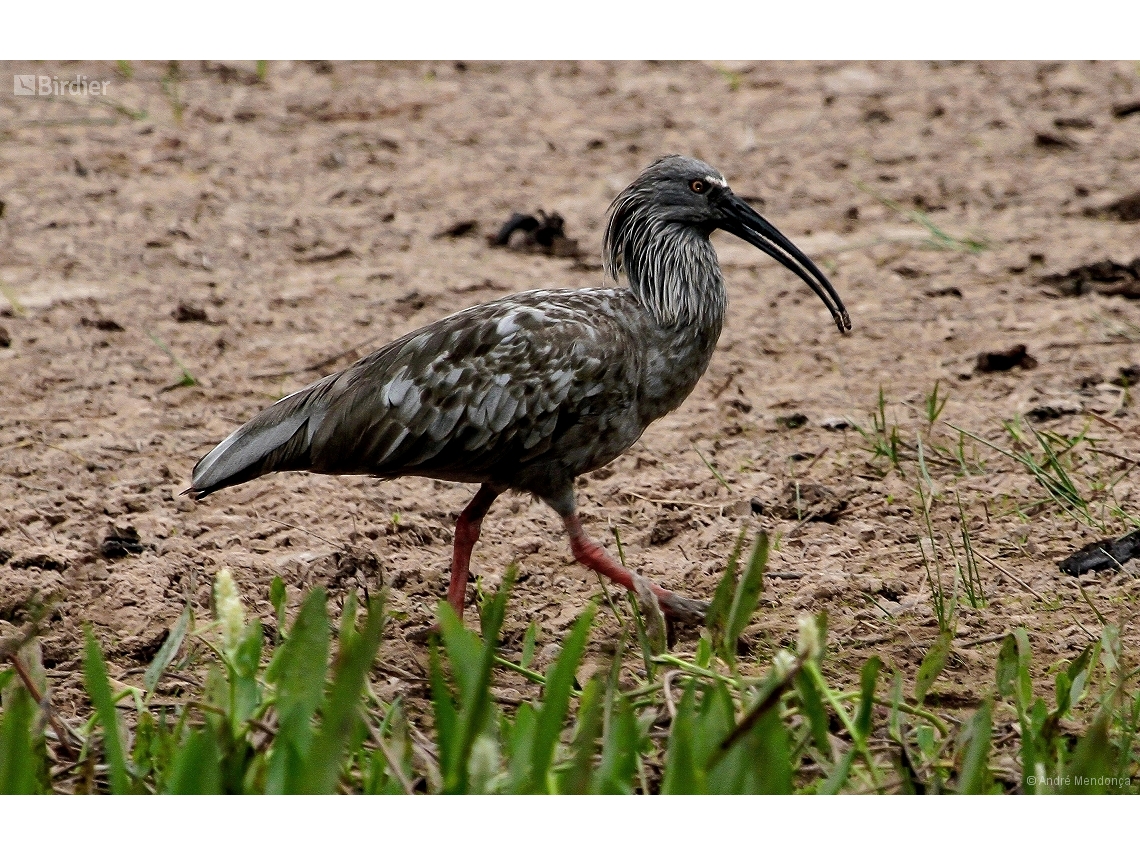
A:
[
  {"left": 445, "top": 484, "right": 499, "bottom": 619},
  {"left": 562, "top": 513, "right": 707, "bottom": 622}
]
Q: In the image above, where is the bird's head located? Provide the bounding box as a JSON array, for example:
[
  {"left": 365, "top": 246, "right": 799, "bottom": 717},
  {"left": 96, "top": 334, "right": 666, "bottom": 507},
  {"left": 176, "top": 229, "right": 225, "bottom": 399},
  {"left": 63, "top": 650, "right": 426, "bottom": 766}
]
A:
[{"left": 605, "top": 155, "right": 851, "bottom": 334}]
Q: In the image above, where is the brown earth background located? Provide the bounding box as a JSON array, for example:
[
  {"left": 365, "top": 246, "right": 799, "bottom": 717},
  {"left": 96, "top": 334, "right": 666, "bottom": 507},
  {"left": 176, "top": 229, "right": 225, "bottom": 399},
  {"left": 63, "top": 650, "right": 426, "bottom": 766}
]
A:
[{"left": 2, "top": 61, "right": 1140, "bottom": 726}]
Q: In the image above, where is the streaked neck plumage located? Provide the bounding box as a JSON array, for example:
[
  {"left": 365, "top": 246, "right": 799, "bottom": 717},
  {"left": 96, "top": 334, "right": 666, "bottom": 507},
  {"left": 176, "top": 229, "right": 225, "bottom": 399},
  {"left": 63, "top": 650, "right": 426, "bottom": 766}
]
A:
[{"left": 603, "top": 194, "right": 728, "bottom": 337}]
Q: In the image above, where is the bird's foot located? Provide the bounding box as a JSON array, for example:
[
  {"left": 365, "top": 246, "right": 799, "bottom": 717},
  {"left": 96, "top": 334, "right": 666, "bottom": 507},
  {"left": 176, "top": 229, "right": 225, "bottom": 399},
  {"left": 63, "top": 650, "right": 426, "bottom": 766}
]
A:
[{"left": 658, "top": 591, "right": 709, "bottom": 624}]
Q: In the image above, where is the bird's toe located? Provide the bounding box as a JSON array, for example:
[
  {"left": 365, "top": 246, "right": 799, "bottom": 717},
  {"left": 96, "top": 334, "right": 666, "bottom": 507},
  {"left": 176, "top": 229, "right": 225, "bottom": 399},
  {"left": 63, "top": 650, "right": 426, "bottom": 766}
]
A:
[{"left": 660, "top": 593, "right": 709, "bottom": 624}]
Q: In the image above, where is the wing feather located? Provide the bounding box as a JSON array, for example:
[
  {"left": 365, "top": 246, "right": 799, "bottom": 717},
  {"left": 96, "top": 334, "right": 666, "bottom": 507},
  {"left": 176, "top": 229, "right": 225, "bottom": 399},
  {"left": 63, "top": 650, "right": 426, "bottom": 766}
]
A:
[
  {"left": 192, "top": 288, "right": 644, "bottom": 496},
  {"left": 305, "top": 289, "right": 639, "bottom": 480}
]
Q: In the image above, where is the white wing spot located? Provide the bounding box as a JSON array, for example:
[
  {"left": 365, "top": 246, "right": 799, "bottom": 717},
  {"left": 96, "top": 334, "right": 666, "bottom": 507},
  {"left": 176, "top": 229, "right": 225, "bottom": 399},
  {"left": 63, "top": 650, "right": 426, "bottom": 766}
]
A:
[
  {"left": 382, "top": 368, "right": 414, "bottom": 407},
  {"left": 496, "top": 307, "right": 547, "bottom": 337},
  {"left": 496, "top": 312, "right": 520, "bottom": 336}
]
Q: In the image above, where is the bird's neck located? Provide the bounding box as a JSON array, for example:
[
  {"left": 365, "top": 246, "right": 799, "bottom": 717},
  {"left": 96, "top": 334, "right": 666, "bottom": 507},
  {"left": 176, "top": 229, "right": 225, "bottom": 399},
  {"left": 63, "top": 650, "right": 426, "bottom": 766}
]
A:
[{"left": 624, "top": 224, "right": 727, "bottom": 338}]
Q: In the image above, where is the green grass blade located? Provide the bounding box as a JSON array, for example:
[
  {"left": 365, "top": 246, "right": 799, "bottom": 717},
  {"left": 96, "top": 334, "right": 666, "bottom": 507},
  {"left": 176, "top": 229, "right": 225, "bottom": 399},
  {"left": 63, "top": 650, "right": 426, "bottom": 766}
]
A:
[
  {"left": 957, "top": 700, "right": 993, "bottom": 794},
  {"left": 164, "top": 725, "right": 224, "bottom": 794},
  {"left": 1064, "top": 710, "right": 1113, "bottom": 793},
  {"left": 561, "top": 676, "right": 604, "bottom": 794},
  {"left": 428, "top": 637, "right": 459, "bottom": 788},
  {"left": 702, "top": 683, "right": 747, "bottom": 794},
  {"left": 707, "top": 525, "right": 748, "bottom": 654},
  {"left": 634, "top": 578, "right": 668, "bottom": 657},
  {"left": 914, "top": 631, "right": 952, "bottom": 706},
  {"left": 438, "top": 602, "right": 483, "bottom": 702},
  {"left": 269, "top": 577, "right": 288, "bottom": 640},
  {"left": 0, "top": 682, "right": 42, "bottom": 794},
  {"left": 743, "top": 702, "right": 793, "bottom": 794},
  {"left": 625, "top": 591, "right": 657, "bottom": 681},
  {"left": 303, "top": 594, "right": 386, "bottom": 794},
  {"left": 1061, "top": 645, "right": 1094, "bottom": 714},
  {"left": 1012, "top": 627, "right": 1034, "bottom": 712},
  {"left": 819, "top": 748, "right": 856, "bottom": 794},
  {"left": 438, "top": 566, "right": 515, "bottom": 793},
  {"left": 505, "top": 702, "right": 537, "bottom": 790},
  {"left": 794, "top": 669, "right": 831, "bottom": 755},
  {"left": 265, "top": 588, "right": 330, "bottom": 794},
  {"left": 230, "top": 620, "right": 263, "bottom": 727},
  {"left": 143, "top": 327, "right": 198, "bottom": 387},
  {"left": 694, "top": 445, "right": 731, "bottom": 490},
  {"left": 143, "top": 605, "right": 191, "bottom": 697},
  {"left": 83, "top": 625, "right": 131, "bottom": 794},
  {"left": 594, "top": 696, "right": 639, "bottom": 794},
  {"left": 520, "top": 621, "right": 538, "bottom": 669},
  {"left": 592, "top": 638, "right": 639, "bottom": 794},
  {"left": 996, "top": 633, "right": 1018, "bottom": 698},
  {"left": 725, "top": 531, "right": 768, "bottom": 657},
  {"left": 662, "top": 680, "right": 701, "bottom": 794},
  {"left": 854, "top": 656, "right": 883, "bottom": 741},
  {"left": 528, "top": 603, "right": 595, "bottom": 792},
  {"left": 130, "top": 710, "right": 166, "bottom": 784}
]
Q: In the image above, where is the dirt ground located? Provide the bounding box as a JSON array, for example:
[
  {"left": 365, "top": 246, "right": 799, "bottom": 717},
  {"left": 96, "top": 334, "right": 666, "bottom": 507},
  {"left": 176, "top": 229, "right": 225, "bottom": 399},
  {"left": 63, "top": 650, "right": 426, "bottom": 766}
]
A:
[{"left": 3, "top": 60, "right": 1140, "bottom": 718}]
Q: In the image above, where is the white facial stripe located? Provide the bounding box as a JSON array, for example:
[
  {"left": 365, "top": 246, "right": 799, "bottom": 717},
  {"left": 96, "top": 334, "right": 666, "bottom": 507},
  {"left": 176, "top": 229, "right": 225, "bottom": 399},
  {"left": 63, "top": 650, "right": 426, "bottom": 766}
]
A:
[{"left": 705, "top": 175, "right": 728, "bottom": 188}]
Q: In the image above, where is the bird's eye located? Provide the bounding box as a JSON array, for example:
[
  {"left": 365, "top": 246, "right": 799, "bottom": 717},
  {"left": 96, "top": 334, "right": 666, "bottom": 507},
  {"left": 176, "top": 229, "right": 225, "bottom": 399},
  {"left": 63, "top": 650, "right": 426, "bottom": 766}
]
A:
[{"left": 689, "top": 179, "right": 706, "bottom": 194}]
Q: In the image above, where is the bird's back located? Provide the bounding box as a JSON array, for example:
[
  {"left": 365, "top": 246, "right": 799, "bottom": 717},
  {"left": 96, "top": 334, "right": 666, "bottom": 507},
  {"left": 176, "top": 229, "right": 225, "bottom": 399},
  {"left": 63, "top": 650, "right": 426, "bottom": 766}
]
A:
[{"left": 190, "top": 287, "right": 661, "bottom": 498}]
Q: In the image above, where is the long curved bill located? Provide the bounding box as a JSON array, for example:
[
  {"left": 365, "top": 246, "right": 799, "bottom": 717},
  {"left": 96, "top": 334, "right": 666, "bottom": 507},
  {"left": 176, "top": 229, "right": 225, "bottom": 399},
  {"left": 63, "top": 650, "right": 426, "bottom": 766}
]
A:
[{"left": 719, "top": 192, "right": 852, "bottom": 334}]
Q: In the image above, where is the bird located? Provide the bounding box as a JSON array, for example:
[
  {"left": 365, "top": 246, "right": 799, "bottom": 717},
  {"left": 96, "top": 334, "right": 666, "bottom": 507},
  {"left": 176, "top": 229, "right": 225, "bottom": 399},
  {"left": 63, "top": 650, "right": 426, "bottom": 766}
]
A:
[{"left": 188, "top": 155, "right": 851, "bottom": 625}]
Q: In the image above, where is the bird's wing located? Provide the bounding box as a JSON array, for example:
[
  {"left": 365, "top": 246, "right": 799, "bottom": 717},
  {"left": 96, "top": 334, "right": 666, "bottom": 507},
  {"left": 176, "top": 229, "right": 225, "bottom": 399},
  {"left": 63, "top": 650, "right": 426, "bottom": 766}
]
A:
[{"left": 300, "top": 288, "right": 640, "bottom": 480}]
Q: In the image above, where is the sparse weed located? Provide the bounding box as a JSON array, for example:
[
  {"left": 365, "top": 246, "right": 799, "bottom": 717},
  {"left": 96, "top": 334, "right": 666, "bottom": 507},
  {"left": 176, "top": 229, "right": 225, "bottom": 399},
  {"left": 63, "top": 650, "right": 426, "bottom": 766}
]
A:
[
  {"left": 143, "top": 328, "right": 198, "bottom": 389},
  {"left": 915, "top": 436, "right": 955, "bottom": 634},
  {"left": 856, "top": 388, "right": 972, "bottom": 475},
  {"left": 953, "top": 421, "right": 1100, "bottom": 531},
  {"left": 714, "top": 65, "right": 743, "bottom": 92},
  {"left": 913, "top": 436, "right": 987, "bottom": 630},
  {"left": 855, "top": 387, "right": 904, "bottom": 472},
  {"left": 856, "top": 181, "right": 988, "bottom": 254},
  {"left": 939, "top": 427, "right": 984, "bottom": 477},
  {"left": 694, "top": 444, "right": 731, "bottom": 491},
  {"left": 924, "top": 379, "right": 948, "bottom": 427},
  {"left": 161, "top": 61, "right": 185, "bottom": 125},
  {"left": 953, "top": 493, "right": 985, "bottom": 609}
]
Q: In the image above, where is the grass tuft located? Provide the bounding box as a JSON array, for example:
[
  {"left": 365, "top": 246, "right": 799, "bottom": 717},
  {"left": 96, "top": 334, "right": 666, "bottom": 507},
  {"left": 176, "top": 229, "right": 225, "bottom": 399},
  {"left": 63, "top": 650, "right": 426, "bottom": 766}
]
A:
[{"left": 2, "top": 548, "right": 1138, "bottom": 794}]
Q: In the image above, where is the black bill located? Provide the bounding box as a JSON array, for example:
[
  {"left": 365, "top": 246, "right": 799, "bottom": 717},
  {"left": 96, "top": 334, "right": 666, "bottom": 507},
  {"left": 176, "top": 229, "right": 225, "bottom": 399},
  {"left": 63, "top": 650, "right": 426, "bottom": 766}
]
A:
[{"left": 718, "top": 192, "right": 852, "bottom": 334}]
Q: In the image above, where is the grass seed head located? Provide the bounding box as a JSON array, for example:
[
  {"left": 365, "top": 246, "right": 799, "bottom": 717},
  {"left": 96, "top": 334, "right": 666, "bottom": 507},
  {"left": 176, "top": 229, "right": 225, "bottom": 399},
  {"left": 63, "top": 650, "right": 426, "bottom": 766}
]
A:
[
  {"left": 772, "top": 649, "right": 797, "bottom": 679},
  {"left": 797, "top": 614, "right": 823, "bottom": 660},
  {"left": 213, "top": 568, "right": 245, "bottom": 653}
]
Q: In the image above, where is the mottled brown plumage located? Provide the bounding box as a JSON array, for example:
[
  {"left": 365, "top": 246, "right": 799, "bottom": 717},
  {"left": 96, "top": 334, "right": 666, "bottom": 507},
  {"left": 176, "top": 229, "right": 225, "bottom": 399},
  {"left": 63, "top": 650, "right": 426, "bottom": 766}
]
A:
[{"left": 190, "top": 155, "right": 850, "bottom": 623}]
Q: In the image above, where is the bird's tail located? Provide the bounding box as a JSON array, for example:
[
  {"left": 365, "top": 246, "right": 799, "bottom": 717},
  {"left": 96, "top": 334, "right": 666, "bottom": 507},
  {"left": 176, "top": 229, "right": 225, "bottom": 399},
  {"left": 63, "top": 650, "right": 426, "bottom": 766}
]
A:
[{"left": 187, "top": 386, "right": 325, "bottom": 499}]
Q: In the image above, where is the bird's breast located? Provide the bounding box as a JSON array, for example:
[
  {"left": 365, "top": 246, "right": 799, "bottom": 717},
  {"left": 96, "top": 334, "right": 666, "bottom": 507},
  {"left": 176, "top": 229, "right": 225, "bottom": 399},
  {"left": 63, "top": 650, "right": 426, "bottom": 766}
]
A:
[{"left": 636, "top": 323, "right": 721, "bottom": 425}]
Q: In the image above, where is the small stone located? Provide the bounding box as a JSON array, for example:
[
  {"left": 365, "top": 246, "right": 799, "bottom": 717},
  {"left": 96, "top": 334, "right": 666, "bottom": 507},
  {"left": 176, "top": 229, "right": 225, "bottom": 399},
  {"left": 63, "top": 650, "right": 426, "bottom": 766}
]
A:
[
  {"left": 100, "top": 524, "right": 145, "bottom": 559},
  {"left": 172, "top": 302, "right": 209, "bottom": 323},
  {"left": 769, "top": 482, "right": 847, "bottom": 523},
  {"left": 975, "top": 344, "right": 1037, "bottom": 372},
  {"left": 648, "top": 510, "right": 691, "bottom": 545},
  {"left": 776, "top": 412, "right": 807, "bottom": 429},
  {"left": 820, "top": 415, "right": 852, "bottom": 431},
  {"left": 511, "top": 535, "right": 544, "bottom": 556},
  {"left": 1025, "top": 400, "right": 1081, "bottom": 422}
]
